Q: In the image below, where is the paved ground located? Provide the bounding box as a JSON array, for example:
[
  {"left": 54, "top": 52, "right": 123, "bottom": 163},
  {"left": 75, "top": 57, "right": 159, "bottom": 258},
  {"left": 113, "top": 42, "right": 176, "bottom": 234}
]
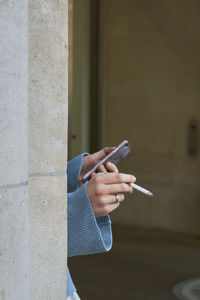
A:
[{"left": 69, "top": 225, "right": 200, "bottom": 300}]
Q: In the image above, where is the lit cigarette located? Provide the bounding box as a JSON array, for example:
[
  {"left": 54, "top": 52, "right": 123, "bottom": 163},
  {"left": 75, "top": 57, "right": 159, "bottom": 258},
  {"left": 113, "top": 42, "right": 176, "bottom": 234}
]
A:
[{"left": 131, "top": 183, "right": 153, "bottom": 197}]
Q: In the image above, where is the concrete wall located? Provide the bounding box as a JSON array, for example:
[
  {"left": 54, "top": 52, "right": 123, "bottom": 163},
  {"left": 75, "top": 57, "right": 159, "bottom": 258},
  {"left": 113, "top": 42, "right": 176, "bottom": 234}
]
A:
[
  {"left": 0, "top": 1, "right": 29, "bottom": 299},
  {"left": 0, "top": 0, "right": 68, "bottom": 299},
  {"left": 28, "top": 0, "right": 68, "bottom": 298},
  {"left": 99, "top": 0, "right": 200, "bottom": 235}
]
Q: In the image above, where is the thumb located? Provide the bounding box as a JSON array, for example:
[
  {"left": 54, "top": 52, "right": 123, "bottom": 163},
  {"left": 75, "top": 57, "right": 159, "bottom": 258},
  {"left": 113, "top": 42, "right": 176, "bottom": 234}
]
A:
[{"left": 93, "top": 147, "right": 115, "bottom": 161}]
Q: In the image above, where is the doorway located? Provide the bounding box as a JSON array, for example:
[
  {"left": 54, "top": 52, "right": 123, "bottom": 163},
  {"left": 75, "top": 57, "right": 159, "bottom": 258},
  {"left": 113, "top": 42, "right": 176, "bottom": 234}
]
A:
[{"left": 98, "top": 0, "right": 200, "bottom": 235}]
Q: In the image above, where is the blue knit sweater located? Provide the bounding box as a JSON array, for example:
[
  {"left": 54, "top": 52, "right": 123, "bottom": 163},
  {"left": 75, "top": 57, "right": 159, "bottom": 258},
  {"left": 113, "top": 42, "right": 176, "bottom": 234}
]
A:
[{"left": 67, "top": 154, "right": 113, "bottom": 296}]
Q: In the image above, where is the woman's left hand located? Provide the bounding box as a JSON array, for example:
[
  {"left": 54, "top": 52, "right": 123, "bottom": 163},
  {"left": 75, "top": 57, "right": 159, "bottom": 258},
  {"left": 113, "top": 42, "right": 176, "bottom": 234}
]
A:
[{"left": 78, "top": 147, "right": 118, "bottom": 186}]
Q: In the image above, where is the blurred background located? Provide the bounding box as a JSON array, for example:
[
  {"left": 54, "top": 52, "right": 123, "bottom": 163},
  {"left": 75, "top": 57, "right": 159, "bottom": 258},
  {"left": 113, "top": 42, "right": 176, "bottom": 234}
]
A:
[{"left": 68, "top": 1, "right": 200, "bottom": 299}]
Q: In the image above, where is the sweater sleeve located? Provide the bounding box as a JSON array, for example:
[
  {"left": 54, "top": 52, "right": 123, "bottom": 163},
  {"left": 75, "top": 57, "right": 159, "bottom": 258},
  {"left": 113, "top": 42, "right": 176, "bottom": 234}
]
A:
[
  {"left": 67, "top": 182, "right": 112, "bottom": 257},
  {"left": 67, "top": 153, "right": 89, "bottom": 192}
]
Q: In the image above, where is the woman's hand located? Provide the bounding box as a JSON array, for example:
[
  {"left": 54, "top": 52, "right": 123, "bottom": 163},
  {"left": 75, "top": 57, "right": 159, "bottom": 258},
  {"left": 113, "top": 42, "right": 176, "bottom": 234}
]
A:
[
  {"left": 78, "top": 147, "right": 118, "bottom": 186},
  {"left": 86, "top": 173, "right": 136, "bottom": 218}
]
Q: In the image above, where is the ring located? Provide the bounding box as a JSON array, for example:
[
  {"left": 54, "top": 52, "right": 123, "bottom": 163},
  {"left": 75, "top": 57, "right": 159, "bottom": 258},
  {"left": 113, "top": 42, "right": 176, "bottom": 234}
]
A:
[{"left": 116, "top": 194, "right": 119, "bottom": 203}]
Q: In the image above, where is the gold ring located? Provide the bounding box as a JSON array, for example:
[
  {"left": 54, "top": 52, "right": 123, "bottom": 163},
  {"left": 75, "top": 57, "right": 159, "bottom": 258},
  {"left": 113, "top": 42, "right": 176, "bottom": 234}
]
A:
[{"left": 116, "top": 194, "right": 119, "bottom": 203}]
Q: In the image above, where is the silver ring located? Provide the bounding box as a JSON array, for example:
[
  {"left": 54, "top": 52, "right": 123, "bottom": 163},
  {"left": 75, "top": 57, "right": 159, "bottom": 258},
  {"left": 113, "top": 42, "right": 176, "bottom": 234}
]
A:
[{"left": 116, "top": 194, "right": 119, "bottom": 203}]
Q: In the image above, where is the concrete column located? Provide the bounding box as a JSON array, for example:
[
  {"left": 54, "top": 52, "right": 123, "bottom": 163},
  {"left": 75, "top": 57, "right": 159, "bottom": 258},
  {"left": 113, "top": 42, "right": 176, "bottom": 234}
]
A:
[
  {"left": 0, "top": 1, "right": 29, "bottom": 299},
  {"left": 28, "top": 1, "right": 68, "bottom": 299}
]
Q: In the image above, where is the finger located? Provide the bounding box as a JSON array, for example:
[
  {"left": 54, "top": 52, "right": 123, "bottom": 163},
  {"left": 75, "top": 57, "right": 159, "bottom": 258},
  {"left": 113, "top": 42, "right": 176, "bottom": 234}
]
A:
[
  {"left": 90, "top": 172, "right": 97, "bottom": 178},
  {"left": 105, "top": 202, "right": 121, "bottom": 214},
  {"left": 92, "top": 147, "right": 115, "bottom": 162},
  {"left": 103, "top": 183, "right": 133, "bottom": 194},
  {"left": 112, "top": 193, "right": 125, "bottom": 203},
  {"left": 99, "top": 194, "right": 125, "bottom": 205},
  {"left": 95, "top": 172, "right": 136, "bottom": 184},
  {"left": 103, "top": 147, "right": 116, "bottom": 155},
  {"left": 97, "top": 164, "right": 107, "bottom": 174},
  {"left": 105, "top": 162, "right": 118, "bottom": 173}
]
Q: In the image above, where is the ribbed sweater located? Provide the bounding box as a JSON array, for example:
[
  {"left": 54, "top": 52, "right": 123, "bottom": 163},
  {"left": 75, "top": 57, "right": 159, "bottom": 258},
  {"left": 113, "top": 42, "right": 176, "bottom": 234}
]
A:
[{"left": 67, "top": 154, "right": 113, "bottom": 296}]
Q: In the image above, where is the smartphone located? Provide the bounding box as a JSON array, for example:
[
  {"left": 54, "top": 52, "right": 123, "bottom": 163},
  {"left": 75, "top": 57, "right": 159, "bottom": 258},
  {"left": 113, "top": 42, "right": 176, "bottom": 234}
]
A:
[{"left": 82, "top": 140, "right": 131, "bottom": 183}]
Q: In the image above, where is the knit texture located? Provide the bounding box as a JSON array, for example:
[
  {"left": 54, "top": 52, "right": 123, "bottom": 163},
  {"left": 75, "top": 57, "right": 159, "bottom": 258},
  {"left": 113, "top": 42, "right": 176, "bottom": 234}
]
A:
[{"left": 67, "top": 154, "right": 112, "bottom": 296}]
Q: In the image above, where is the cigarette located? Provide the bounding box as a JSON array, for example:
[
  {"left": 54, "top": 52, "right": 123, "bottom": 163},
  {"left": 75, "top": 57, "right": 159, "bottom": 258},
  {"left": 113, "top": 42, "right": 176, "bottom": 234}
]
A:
[{"left": 131, "top": 183, "right": 153, "bottom": 197}]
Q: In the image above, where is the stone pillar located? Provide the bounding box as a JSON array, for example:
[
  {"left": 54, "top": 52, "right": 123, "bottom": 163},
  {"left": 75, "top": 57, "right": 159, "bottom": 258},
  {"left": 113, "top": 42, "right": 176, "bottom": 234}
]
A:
[
  {"left": 0, "top": 1, "right": 29, "bottom": 299},
  {"left": 28, "top": 1, "right": 68, "bottom": 299}
]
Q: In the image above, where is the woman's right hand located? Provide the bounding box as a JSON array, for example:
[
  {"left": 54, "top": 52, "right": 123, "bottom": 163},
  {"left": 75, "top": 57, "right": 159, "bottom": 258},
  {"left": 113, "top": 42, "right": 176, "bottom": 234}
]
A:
[{"left": 86, "top": 172, "right": 136, "bottom": 218}]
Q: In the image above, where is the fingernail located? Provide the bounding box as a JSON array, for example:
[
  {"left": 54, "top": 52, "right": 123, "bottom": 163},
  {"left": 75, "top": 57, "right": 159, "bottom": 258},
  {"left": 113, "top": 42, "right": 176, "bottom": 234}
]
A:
[{"left": 132, "top": 176, "right": 136, "bottom": 182}]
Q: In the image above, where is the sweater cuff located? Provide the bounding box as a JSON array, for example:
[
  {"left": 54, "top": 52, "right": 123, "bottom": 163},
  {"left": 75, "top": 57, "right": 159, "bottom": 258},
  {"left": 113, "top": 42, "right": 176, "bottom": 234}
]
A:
[
  {"left": 68, "top": 183, "right": 112, "bottom": 257},
  {"left": 67, "top": 153, "right": 89, "bottom": 192}
]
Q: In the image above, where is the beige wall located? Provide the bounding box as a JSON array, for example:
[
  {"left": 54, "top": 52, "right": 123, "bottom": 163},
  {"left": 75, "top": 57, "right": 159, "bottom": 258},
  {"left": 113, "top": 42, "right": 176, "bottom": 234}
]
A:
[
  {"left": 0, "top": 1, "right": 68, "bottom": 299},
  {"left": 0, "top": 1, "right": 29, "bottom": 298},
  {"left": 99, "top": 0, "right": 200, "bottom": 235},
  {"left": 28, "top": 1, "right": 68, "bottom": 298}
]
